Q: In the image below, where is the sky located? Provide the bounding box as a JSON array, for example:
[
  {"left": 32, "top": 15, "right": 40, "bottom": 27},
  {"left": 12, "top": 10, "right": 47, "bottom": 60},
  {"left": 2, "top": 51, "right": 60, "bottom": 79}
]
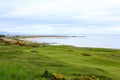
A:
[{"left": 0, "top": 0, "right": 120, "bottom": 35}]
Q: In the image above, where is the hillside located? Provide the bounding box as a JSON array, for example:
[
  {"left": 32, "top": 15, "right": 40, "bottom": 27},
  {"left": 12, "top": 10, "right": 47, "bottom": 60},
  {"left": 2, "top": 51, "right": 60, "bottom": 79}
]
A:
[{"left": 0, "top": 39, "right": 120, "bottom": 80}]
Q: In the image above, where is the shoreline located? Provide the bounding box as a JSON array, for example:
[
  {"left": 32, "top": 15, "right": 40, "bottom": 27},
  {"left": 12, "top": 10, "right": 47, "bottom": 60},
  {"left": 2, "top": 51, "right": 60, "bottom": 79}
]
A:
[
  {"left": 20, "top": 35, "right": 86, "bottom": 38},
  {"left": 20, "top": 37, "right": 120, "bottom": 50}
]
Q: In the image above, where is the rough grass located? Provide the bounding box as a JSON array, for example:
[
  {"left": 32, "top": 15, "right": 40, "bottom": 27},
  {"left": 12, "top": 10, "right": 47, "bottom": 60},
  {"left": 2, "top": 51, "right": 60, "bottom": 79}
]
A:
[{"left": 0, "top": 41, "right": 120, "bottom": 80}]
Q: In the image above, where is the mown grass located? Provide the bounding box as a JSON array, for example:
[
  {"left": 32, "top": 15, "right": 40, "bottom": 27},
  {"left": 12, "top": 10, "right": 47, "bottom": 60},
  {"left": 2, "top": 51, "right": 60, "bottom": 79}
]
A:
[{"left": 0, "top": 40, "right": 120, "bottom": 80}]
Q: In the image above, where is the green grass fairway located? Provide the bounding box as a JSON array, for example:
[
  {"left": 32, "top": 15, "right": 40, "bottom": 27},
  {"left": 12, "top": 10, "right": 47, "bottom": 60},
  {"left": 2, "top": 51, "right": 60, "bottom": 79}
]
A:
[{"left": 0, "top": 41, "right": 120, "bottom": 80}]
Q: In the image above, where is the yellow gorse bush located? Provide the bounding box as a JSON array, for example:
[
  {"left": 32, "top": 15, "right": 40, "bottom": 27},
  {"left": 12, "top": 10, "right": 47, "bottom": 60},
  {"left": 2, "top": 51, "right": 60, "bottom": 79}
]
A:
[
  {"left": 78, "top": 75, "right": 100, "bottom": 80},
  {"left": 70, "top": 75, "right": 100, "bottom": 80},
  {"left": 52, "top": 73, "right": 64, "bottom": 80}
]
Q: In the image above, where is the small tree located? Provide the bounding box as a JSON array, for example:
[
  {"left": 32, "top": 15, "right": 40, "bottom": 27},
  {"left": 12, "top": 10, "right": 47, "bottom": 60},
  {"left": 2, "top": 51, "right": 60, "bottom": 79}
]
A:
[{"left": 41, "top": 69, "right": 52, "bottom": 79}]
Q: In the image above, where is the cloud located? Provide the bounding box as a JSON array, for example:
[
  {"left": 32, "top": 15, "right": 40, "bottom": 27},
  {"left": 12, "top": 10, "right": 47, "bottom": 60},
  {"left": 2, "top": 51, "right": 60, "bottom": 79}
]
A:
[
  {"left": 0, "top": 24, "right": 119, "bottom": 34},
  {"left": 1, "top": 0, "right": 120, "bottom": 18},
  {"left": 0, "top": 0, "right": 120, "bottom": 34}
]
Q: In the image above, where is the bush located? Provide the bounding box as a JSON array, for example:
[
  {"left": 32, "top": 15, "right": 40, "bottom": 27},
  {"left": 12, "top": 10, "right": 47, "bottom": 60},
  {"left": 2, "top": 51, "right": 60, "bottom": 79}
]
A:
[
  {"left": 70, "top": 75, "right": 112, "bottom": 80},
  {"left": 15, "top": 41, "right": 26, "bottom": 46},
  {"left": 41, "top": 70, "right": 65, "bottom": 80},
  {"left": 51, "top": 73, "right": 65, "bottom": 80},
  {"left": 41, "top": 69, "right": 52, "bottom": 79}
]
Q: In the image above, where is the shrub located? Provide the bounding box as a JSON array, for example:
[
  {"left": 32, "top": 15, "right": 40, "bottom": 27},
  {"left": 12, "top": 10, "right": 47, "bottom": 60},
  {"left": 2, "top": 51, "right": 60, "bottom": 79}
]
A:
[
  {"left": 41, "top": 70, "right": 65, "bottom": 80},
  {"left": 41, "top": 69, "right": 52, "bottom": 79},
  {"left": 51, "top": 73, "right": 65, "bottom": 80},
  {"left": 15, "top": 41, "right": 26, "bottom": 46},
  {"left": 70, "top": 75, "right": 112, "bottom": 80}
]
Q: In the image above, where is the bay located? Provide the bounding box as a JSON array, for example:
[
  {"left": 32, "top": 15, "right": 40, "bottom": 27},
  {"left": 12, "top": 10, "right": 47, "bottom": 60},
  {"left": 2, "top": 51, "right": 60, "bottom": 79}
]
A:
[{"left": 24, "top": 34, "right": 120, "bottom": 49}]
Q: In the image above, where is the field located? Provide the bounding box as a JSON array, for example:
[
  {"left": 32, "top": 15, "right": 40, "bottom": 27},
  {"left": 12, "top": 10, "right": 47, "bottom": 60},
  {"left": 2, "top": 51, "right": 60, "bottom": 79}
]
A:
[{"left": 0, "top": 39, "right": 120, "bottom": 80}]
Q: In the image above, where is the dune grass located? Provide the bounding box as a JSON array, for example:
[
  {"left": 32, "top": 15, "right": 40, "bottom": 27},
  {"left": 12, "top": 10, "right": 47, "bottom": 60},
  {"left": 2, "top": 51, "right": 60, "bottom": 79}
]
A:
[{"left": 0, "top": 40, "right": 120, "bottom": 80}]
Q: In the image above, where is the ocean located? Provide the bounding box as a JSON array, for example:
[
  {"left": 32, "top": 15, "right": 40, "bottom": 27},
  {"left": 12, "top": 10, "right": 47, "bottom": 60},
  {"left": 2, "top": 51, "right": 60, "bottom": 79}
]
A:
[{"left": 24, "top": 34, "right": 120, "bottom": 49}]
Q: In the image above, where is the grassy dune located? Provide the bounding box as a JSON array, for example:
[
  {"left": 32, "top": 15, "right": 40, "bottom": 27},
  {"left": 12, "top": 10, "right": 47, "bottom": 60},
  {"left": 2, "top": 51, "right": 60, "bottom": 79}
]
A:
[{"left": 0, "top": 40, "right": 120, "bottom": 80}]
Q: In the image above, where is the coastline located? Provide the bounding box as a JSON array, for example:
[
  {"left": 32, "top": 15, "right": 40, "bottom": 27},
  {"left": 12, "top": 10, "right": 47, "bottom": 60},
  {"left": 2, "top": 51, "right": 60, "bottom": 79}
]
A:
[
  {"left": 20, "top": 35, "right": 86, "bottom": 38},
  {"left": 20, "top": 37, "right": 120, "bottom": 50}
]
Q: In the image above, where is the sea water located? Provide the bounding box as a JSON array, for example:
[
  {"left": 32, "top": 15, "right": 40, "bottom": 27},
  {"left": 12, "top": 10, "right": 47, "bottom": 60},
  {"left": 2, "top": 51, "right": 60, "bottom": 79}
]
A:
[{"left": 25, "top": 34, "right": 120, "bottom": 49}]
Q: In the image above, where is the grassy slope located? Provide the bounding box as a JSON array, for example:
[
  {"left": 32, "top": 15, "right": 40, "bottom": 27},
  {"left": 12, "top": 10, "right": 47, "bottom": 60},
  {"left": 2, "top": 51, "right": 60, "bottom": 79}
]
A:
[{"left": 0, "top": 41, "right": 120, "bottom": 80}]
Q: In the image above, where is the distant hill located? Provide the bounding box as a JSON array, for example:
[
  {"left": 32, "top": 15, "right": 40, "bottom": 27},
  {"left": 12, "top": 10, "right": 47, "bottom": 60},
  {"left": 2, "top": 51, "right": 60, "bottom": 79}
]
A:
[
  {"left": 0, "top": 31, "right": 23, "bottom": 35},
  {"left": 0, "top": 31, "right": 12, "bottom": 35},
  {"left": 0, "top": 31, "right": 32, "bottom": 36}
]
